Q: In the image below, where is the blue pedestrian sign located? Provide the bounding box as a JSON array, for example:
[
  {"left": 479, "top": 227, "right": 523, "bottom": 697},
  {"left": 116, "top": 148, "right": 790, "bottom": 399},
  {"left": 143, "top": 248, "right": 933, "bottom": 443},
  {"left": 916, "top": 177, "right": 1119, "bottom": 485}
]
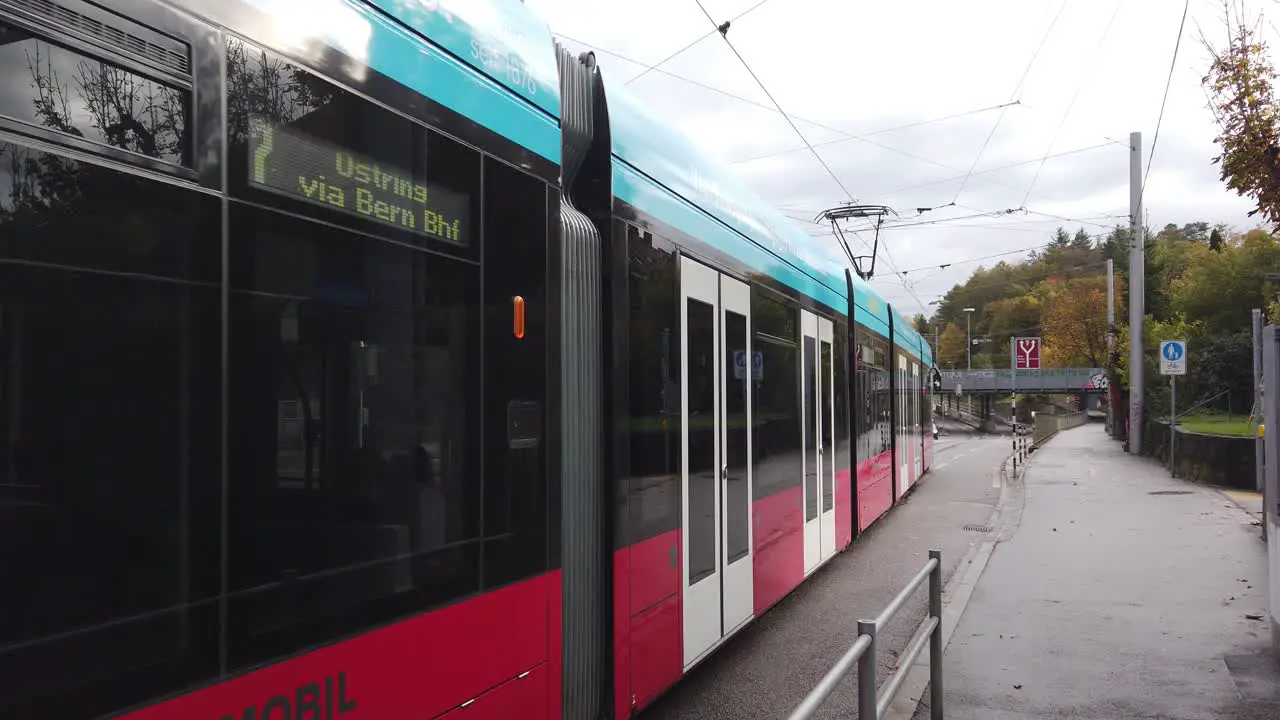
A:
[
  {"left": 1159, "top": 340, "right": 1186, "bottom": 376},
  {"left": 734, "top": 350, "right": 764, "bottom": 381}
]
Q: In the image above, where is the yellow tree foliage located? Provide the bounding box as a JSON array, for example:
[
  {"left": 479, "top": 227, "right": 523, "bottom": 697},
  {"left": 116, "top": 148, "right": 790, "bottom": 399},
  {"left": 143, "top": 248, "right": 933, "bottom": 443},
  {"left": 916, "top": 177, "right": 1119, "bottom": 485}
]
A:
[
  {"left": 937, "top": 322, "right": 966, "bottom": 369},
  {"left": 1039, "top": 275, "right": 1125, "bottom": 368},
  {"left": 985, "top": 295, "right": 1041, "bottom": 366}
]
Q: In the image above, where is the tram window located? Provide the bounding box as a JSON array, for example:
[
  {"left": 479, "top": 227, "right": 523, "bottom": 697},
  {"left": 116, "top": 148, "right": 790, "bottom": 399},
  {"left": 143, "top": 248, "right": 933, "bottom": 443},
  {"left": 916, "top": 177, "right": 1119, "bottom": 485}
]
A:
[
  {"left": 225, "top": 37, "right": 479, "bottom": 255},
  {"left": 0, "top": 142, "right": 221, "bottom": 718},
  {"left": 802, "top": 336, "right": 817, "bottom": 522},
  {"left": 623, "top": 227, "right": 681, "bottom": 550},
  {"left": 750, "top": 289, "right": 801, "bottom": 507},
  {"left": 686, "top": 297, "right": 716, "bottom": 585},
  {"left": 225, "top": 201, "right": 482, "bottom": 670},
  {"left": 854, "top": 328, "right": 890, "bottom": 462},
  {"left": 0, "top": 23, "right": 191, "bottom": 166},
  {"left": 480, "top": 158, "right": 548, "bottom": 590}
]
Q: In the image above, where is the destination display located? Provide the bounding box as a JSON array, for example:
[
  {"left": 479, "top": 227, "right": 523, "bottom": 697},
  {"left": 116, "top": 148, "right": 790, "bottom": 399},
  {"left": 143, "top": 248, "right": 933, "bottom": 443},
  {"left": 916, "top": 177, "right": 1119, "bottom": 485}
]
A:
[{"left": 248, "top": 116, "right": 469, "bottom": 246}]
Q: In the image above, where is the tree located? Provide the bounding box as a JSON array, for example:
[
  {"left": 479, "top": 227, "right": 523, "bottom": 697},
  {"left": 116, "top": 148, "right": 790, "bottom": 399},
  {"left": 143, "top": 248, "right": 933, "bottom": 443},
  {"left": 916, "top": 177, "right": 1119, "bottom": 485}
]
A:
[
  {"left": 1039, "top": 275, "right": 1121, "bottom": 368},
  {"left": 1209, "top": 227, "right": 1225, "bottom": 251},
  {"left": 1172, "top": 228, "right": 1280, "bottom": 330},
  {"left": 912, "top": 313, "right": 929, "bottom": 337},
  {"left": 985, "top": 295, "right": 1041, "bottom": 367},
  {"left": 1202, "top": 6, "right": 1280, "bottom": 226},
  {"left": 937, "top": 323, "right": 966, "bottom": 369}
]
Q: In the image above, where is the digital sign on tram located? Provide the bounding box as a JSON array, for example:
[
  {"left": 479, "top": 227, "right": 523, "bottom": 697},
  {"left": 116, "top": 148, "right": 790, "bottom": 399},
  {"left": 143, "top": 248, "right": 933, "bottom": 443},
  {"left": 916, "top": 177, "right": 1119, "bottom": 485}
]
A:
[{"left": 247, "top": 115, "right": 469, "bottom": 246}]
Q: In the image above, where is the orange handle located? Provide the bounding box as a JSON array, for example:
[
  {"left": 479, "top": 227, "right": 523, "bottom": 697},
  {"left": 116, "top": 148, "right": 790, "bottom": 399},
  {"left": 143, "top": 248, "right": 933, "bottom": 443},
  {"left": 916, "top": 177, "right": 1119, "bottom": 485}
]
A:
[{"left": 512, "top": 296, "right": 525, "bottom": 339}]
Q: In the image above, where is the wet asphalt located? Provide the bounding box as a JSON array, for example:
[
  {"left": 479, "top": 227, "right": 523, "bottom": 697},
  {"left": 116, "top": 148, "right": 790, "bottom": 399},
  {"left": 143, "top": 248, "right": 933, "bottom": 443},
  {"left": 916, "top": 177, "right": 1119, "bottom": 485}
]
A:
[
  {"left": 918, "top": 423, "right": 1280, "bottom": 720},
  {"left": 636, "top": 424, "right": 1011, "bottom": 720}
]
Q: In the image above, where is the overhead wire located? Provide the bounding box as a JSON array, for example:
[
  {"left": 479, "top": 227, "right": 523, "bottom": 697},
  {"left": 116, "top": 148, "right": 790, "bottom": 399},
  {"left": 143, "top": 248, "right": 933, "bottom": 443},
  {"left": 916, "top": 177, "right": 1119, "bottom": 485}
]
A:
[
  {"left": 623, "top": 0, "right": 774, "bottom": 86},
  {"left": 558, "top": 29, "right": 1123, "bottom": 225},
  {"left": 914, "top": 259, "right": 1113, "bottom": 298},
  {"left": 726, "top": 101, "right": 1021, "bottom": 165},
  {"left": 1141, "top": 0, "right": 1192, "bottom": 207},
  {"left": 1021, "top": 0, "right": 1125, "bottom": 206},
  {"left": 552, "top": 33, "right": 1029, "bottom": 192},
  {"left": 688, "top": 0, "right": 932, "bottom": 315},
  {"left": 878, "top": 142, "right": 1117, "bottom": 199},
  {"left": 890, "top": 234, "right": 1116, "bottom": 276},
  {"left": 952, "top": 0, "right": 1069, "bottom": 203},
  {"left": 688, "top": 0, "right": 855, "bottom": 199}
]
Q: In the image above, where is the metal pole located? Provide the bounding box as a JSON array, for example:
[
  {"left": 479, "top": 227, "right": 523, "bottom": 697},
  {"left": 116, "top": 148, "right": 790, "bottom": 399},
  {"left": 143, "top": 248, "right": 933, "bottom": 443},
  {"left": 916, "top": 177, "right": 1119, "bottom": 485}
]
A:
[
  {"left": 1129, "top": 131, "right": 1145, "bottom": 454},
  {"left": 1011, "top": 339, "right": 1017, "bottom": 430},
  {"left": 1254, "top": 308, "right": 1264, "bottom": 491},
  {"left": 1170, "top": 376, "right": 1176, "bottom": 477},
  {"left": 929, "top": 549, "right": 944, "bottom": 720},
  {"left": 966, "top": 313, "right": 972, "bottom": 418},
  {"left": 858, "top": 620, "right": 878, "bottom": 720},
  {"left": 1107, "top": 259, "right": 1115, "bottom": 436}
]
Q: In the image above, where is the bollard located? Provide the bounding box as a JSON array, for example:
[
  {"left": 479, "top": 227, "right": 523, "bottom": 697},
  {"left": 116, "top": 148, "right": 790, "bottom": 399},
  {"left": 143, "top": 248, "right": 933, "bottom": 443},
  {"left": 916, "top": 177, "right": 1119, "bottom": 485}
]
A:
[
  {"left": 929, "top": 550, "right": 943, "bottom": 720},
  {"left": 858, "top": 620, "right": 877, "bottom": 720}
]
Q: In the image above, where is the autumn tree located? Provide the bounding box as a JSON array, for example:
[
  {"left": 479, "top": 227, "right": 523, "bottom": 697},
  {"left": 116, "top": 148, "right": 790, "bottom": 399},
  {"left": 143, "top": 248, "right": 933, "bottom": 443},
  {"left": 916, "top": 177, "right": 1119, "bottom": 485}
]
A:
[
  {"left": 985, "top": 295, "right": 1041, "bottom": 367},
  {"left": 1202, "top": 4, "right": 1280, "bottom": 226},
  {"left": 1039, "top": 275, "right": 1123, "bottom": 368},
  {"left": 937, "top": 323, "right": 966, "bottom": 369}
]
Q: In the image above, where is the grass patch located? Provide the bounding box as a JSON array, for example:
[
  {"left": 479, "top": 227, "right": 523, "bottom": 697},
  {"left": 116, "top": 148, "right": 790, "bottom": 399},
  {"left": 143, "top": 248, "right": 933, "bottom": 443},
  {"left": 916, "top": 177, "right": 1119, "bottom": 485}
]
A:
[{"left": 1178, "top": 412, "right": 1255, "bottom": 437}]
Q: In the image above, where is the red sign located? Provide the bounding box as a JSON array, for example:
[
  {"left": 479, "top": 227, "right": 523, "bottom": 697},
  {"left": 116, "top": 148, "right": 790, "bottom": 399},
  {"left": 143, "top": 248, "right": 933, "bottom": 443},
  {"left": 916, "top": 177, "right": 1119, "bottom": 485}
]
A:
[{"left": 1014, "top": 337, "right": 1041, "bottom": 369}]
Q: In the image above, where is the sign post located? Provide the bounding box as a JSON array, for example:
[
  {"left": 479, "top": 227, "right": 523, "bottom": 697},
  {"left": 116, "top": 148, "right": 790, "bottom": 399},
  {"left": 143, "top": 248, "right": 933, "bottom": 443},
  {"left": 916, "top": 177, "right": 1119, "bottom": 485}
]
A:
[
  {"left": 1160, "top": 340, "right": 1187, "bottom": 477},
  {"left": 1011, "top": 337, "right": 1042, "bottom": 431}
]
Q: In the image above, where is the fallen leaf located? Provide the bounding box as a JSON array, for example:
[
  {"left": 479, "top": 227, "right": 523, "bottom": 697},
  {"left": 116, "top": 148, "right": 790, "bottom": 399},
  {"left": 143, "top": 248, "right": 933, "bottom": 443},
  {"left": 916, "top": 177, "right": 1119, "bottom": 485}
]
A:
[
  {"left": 1246, "top": 613, "right": 1264, "bottom": 621},
  {"left": 1013, "top": 684, "right": 1023, "bottom": 690}
]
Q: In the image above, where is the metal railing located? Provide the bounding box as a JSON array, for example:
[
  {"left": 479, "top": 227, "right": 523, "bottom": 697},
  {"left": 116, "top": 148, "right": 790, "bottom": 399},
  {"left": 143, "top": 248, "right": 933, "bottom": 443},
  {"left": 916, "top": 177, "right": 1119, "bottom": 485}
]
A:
[{"left": 786, "top": 550, "right": 943, "bottom": 720}]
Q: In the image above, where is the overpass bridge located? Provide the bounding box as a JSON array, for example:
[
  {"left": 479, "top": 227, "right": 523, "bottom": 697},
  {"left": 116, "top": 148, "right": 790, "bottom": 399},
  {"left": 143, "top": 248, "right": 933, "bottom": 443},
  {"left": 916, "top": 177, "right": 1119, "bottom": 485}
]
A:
[
  {"left": 934, "top": 368, "right": 1109, "bottom": 432},
  {"left": 937, "top": 368, "right": 1108, "bottom": 395}
]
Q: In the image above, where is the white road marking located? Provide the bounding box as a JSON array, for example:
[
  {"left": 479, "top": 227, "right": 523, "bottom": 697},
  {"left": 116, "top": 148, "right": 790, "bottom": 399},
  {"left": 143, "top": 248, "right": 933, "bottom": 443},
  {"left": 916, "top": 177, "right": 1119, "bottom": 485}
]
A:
[{"left": 934, "top": 462, "right": 949, "bottom": 471}]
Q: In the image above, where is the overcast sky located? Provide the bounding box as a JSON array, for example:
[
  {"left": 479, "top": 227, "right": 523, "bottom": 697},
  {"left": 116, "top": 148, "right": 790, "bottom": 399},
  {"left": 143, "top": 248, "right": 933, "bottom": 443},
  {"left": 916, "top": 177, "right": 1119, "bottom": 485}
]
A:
[{"left": 527, "top": 0, "right": 1263, "bottom": 318}]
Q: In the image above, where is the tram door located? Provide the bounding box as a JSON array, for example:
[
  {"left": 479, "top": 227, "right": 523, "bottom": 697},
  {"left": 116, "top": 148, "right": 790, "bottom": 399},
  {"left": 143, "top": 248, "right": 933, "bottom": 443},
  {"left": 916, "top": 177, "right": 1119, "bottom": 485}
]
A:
[
  {"left": 897, "top": 354, "right": 908, "bottom": 497},
  {"left": 913, "top": 362, "right": 923, "bottom": 477},
  {"left": 680, "top": 257, "right": 754, "bottom": 667},
  {"left": 801, "top": 311, "right": 836, "bottom": 574}
]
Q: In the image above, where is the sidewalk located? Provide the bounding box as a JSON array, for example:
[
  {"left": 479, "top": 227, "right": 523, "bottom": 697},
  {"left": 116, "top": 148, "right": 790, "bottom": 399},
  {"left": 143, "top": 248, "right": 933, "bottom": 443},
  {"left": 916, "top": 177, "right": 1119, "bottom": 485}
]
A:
[{"left": 917, "top": 424, "right": 1280, "bottom": 720}]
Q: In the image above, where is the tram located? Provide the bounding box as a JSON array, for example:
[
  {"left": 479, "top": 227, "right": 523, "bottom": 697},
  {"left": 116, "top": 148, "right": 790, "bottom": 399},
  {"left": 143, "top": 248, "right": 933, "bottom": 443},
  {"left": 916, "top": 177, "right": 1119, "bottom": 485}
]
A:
[{"left": 0, "top": 0, "right": 932, "bottom": 718}]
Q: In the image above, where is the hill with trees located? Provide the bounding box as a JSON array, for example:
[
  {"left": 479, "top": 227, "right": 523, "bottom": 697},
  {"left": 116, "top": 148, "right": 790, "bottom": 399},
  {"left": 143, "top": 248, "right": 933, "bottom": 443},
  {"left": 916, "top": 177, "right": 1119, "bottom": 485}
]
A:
[{"left": 916, "top": 222, "right": 1278, "bottom": 417}]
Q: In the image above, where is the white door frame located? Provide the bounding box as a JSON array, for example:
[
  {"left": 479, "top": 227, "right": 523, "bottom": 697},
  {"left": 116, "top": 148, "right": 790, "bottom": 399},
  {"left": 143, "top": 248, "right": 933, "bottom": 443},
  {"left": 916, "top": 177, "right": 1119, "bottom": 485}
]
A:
[
  {"left": 720, "top": 274, "right": 754, "bottom": 633},
  {"left": 817, "top": 317, "right": 836, "bottom": 561},
  {"left": 679, "top": 257, "right": 756, "bottom": 667},
  {"left": 801, "top": 311, "right": 820, "bottom": 573},
  {"left": 681, "top": 256, "right": 721, "bottom": 666},
  {"left": 913, "top": 362, "right": 923, "bottom": 478},
  {"left": 897, "top": 354, "right": 908, "bottom": 496}
]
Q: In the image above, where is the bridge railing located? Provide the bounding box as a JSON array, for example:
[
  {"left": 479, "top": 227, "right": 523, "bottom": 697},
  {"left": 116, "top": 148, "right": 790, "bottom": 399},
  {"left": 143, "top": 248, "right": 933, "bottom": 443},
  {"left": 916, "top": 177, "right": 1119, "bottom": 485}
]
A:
[
  {"left": 938, "top": 367, "right": 1106, "bottom": 394},
  {"left": 786, "top": 551, "right": 944, "bottom": 720}
]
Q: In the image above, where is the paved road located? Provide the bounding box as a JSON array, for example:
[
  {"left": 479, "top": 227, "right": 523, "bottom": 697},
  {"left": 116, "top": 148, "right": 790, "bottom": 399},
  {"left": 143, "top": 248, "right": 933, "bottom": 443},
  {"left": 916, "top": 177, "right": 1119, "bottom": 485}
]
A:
[
  {"left": 637, "top": 428, "right": 1011, "bottom": 720},
  {"left": 918, "top": 423, "right": 1280, "bottom": 720}
]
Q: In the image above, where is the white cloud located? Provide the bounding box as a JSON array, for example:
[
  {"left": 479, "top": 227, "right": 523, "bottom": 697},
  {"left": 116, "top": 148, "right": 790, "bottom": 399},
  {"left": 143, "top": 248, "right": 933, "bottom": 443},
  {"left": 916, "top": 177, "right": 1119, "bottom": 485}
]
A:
[{"left": 528, "top": 0, "right": 1261, "bottom": 316}]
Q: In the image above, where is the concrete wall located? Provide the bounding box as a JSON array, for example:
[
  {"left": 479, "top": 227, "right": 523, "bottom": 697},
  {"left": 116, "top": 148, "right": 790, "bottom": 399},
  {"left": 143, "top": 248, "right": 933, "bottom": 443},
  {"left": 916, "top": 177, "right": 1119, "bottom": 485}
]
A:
[
  {"left": 1142, "top": 420, "right": 1255, "bottom": 490},
  {"left": 1032, "top": 412, "right": 1089, "bottom": 446}
]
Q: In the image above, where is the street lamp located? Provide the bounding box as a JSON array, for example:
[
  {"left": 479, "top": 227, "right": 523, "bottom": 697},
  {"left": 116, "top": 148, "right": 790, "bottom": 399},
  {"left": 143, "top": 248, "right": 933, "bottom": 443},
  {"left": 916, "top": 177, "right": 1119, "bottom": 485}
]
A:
[
  {"left": 962, "top": 308, "right": 975, "bottom": 371},
  {"left": 927, "top": 300, "right": 940, "bottom": 358}
]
